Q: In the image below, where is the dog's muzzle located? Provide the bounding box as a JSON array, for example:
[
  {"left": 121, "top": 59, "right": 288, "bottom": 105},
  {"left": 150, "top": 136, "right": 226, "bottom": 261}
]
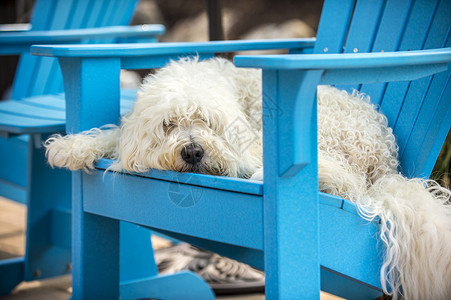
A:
[{"left": 181, "top": 143, "right": 204, "bottom": 165}]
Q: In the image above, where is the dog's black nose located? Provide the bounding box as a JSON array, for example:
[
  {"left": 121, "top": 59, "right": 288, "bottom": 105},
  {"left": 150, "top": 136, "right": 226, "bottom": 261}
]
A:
[{"left": 181, "top": 144, "right": 204, "bottom": 164}]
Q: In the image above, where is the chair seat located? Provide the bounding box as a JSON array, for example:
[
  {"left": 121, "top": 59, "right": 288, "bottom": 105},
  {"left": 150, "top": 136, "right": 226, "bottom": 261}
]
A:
[
  {"left": 87, "top": 159, "right": 383, "bottom": 295},
  {"left": 0, "top": 89, "right": 137, "bottom": 136}
]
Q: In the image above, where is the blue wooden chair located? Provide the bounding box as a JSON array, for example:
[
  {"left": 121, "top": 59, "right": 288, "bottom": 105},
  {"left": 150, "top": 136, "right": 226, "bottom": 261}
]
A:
[
  {"left": 0, "top": 0, "right": 164, "bottom": 295},
  {"left": 31, "top": 0, "right": 451, "bottom": 298}
]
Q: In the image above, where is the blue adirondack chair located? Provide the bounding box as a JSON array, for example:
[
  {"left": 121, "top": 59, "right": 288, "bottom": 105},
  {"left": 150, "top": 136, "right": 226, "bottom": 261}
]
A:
[
  {"left": 30, "top": 0, "right": 451, "bottom": 298},
  {"left": 0, "top": 0, "right": 164, "bottom": 295}
]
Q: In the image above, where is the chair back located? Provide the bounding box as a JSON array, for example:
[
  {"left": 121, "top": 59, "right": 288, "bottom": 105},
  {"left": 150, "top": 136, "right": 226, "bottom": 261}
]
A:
[
  {"left": 11, "top": 0, "right": 140, "bottom": 99},
  {"left": 314, "top": 0, "right": 451, "bottom": 178}
]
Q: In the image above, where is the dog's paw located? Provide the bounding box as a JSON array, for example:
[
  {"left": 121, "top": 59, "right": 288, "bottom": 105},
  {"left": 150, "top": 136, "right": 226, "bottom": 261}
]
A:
[
  {"left": 250, "top": 167, "right": 263, "bottom": 181},
  {"left": 44, "top": 134, "right": 97, "bottom": 171},
  {"left": 44, "top": 126, "right": 120, "bottom": 172}
]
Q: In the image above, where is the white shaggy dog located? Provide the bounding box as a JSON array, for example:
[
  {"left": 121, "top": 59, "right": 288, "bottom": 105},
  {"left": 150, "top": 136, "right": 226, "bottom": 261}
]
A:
[
  {"left": 47, "top": 57, "right": 262, "bottom": 178},
  {"left": 45, "top": 57, "right": 451, "bottom": 300}
]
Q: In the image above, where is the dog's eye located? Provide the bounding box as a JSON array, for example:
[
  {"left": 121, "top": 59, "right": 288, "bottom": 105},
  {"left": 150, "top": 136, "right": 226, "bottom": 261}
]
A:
[
  {"left": 163, "top": 121, "right": 175, "bottom": 133},
  {"left": 164, "top": 120, "right": 175, "bottom": 127}
]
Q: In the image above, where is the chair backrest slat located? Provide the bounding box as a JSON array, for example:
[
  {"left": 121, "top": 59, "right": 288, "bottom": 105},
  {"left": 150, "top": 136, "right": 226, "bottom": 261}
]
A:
[
  {"left": 384, "top": 0, "right": 449, "bottom": 177},
  {"left": 315, "top": 0, "right": 451, "bottom": 178},
  {"left": 43, "top": 0, "right": 135, "bottom": 95},
  {"left": 98, "top": 1, "right": 117, "bottom": 28},
  {"left": 402, "top": 71, "right": 450, "bottom": 177},
  {"left": 338, "top": 0, "right": 386, "bottom": 91},
  {"left": 380, "top": 0, "right": 441, "bottom": 130},
  {"left": 70, "top": 1, "right": 92, "bottom": 28},
  {"left": 10, "top": 0, "right": 139, "bottom": 100},
  {"left": 85, "top": 0, "right": 108, "bottom": 28},
  {"left": 343, "top": 0, "right": 386, "bottom": 54},
  {"left": 358, "top": 0, "right": 413, "bottom": 104},
  {"left": 41, "top": 1, "right": 89, "bottom": 95},
  {"left": 313, "top": 0, "right": 355, "bottom": 54},
  {"left": 29, "top": 0, "right": 57, "bottom": 30},
  {"left": 28, "top": 0, "right": 73, "bottom": 96},
  {"left": 51, "top": 0, "right": 74, "bottom": 29}
]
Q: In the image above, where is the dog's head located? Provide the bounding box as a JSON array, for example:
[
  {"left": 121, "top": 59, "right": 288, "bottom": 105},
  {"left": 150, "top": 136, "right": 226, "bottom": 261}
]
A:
[{"left": 118, "top": 57, "right": 262, "bottom": 178}]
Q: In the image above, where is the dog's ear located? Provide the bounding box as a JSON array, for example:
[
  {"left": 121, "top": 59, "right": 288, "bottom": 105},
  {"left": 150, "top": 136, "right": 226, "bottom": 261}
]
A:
[
  {"left": 117, "top": 115, "right": 141, "bottom": 172},
  {"left": 117, "top": 108, "right": 167, "bottom": 173},
  {"left": 117, "top": 113, "right": 154, "bottom": 172}
]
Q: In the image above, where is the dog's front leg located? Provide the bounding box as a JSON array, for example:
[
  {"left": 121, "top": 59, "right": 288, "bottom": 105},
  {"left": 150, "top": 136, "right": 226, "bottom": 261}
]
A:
[{"left": 44, "top": 125, "right": 120, "bottom": 172}]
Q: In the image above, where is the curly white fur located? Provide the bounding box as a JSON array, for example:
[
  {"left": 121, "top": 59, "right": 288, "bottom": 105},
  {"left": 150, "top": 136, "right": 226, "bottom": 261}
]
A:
[
  {"left": 317, "top": 87, "right": 451, "bottom": 300},
  {"left": 44, "top": 57, "right": 451, "bottom": 299}
]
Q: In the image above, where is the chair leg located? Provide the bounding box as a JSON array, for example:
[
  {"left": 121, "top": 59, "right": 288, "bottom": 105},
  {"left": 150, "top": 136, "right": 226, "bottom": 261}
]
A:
[
  {"left": 72, "top": 172, "right": 120, "bottom": 300},
  {"left": 119, "top": 223, "right": 215, "bottom": 299},
  {"left": 262, "top": 70, "right": 322, "bottom": 299},
  {"left": 0, "top": 135, "right": 28, "bottom": 204},
  {"left": 119, "top": 222, "right": 158, "bottom": 281},
  {"left": 0, "top": 134, "right": 71, "bottom": 295},
  {"left": 24, "top": 134, "right": 72, "bottom": 281}
]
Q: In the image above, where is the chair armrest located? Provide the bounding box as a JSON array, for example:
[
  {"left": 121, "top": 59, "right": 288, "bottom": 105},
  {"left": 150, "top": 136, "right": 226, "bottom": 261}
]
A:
[
  {"left": 0, "top": 24, "right": 165, "bottom": 55},
  {"left": 234, "top": 48, "right": 451, "bottom": 84},
  {"left": 30, "top": 39, "right": 316, "bottom": 68}
]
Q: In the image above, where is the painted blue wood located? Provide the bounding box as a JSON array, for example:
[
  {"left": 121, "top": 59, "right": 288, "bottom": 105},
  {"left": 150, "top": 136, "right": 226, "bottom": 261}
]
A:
[
  {"left": 0, "top": 257, "right": 24, "bottom": 295},
  {"left": 338, "top": 0, "right": 386, "bottom": 92},
  {"left": 83, "top": 169, "right": 264, "bottom": 250},
  {"left": 73, "top": 173, "right": 121, "bottom": 299},
  {"left": 383, "top": 0, "right": 442, "bottom": 140},
  {"left": 119, "top": 222, "right": 158, "bottom": 282},
  {"left": 29, "top": 0, "right": 451, "bottom": 298},
  {"left": 8, "top": 0, "right": 147, "bottom": 99},
  {"left": 0, "top": 136, "right": 28, "bottom": 203},
  {"left": 0, "top": 101, "right": 66, "bottom": 119},
  {"left": 234, "top": 48, "right": 451, "bottom": 69},
  {"left": 62, "top": 57, "right": 121, "bottom": 299},
  {"left": 96, "top": 159, "right": 263, "bottom": 195},
  {"left": 358, "top": 0, "right": 413, "bottom": 103},
  {"left": 392, "top": 0, "right": 451, "bottom": 178},
  {"left": 84, "top": 164, "right": 385, "bottom": 298},
  {"left": 31, "top": 39, "right": 315, "bottom": 57},
  {"left": 261, "top": 69, "right": 321, "bottom": 298},
  {"left": 23, "top": 133, "right": 72, "bottom": 281},
  {"left": 319, "top": 203, "right": 382, "bottom": 291},
  {"left": 28, "top": 0, "right": 72, "bottom": 96},
  {"left": 0, "top": 179, "right": 26, "bottom": 204},
  {"left": 402, "top": 72, "right": 451, "bottom": 177},
  {"left": 0, "top": 25, "right": 165, "bottom": 55},
  {"left": 343, "top": 0, "right": 386, "bottom": 54},
  {"left": 50, "top": 208, "right": 71, "bottom": 248},
  {"left": 313, "top": 0, "right": 355, "bottom": 54},
  {"left": 0, "top": 91, "right": 135, "bottom": 136},
  {"left": 31, "top": 0, "right": 139, "bottom": 97},
  {"left": 86, "top": 163, "right": 384, "bottom": 289}
]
